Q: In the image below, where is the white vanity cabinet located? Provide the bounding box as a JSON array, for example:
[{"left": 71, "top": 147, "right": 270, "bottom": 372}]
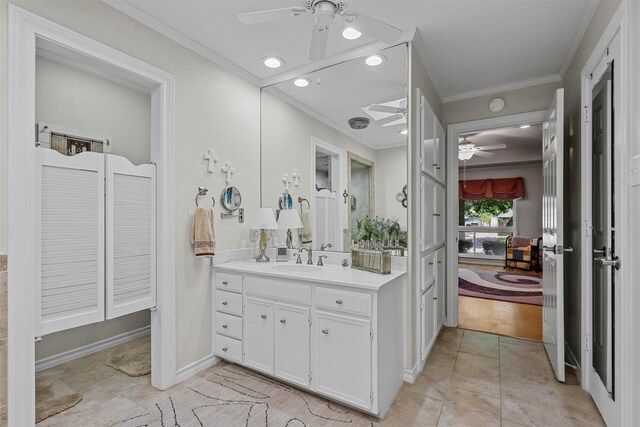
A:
[
  {"left": 213, "top": 263, "right": 405, "bottom": 417},
  {"left": 420, "top": 283, "right": 436, "bottom": 361}
]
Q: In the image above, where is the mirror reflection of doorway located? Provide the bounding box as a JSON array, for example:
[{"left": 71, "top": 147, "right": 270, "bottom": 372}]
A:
[
  {"left": 348, "top": 153, "right": 375, "bottom": 242},
  {"left": 312, "top": 139, "right": 343, "bottom": 252}
]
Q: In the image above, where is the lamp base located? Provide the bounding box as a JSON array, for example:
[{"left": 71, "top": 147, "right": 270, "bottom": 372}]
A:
[
  {"left": 256, "top": 229, "right": 270, "bottom": 262},
  {"left": 256, "top": 253, "right": 270, "bottom": 262}
]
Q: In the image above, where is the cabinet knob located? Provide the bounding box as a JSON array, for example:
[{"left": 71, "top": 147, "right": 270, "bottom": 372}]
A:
[
  {"left": 222, "top": 347, "right": 228, "bottom": 352},
  {"left": 335, "top": 300, "right": 343, "bottom": 305},
  {"left": 322, "top": 329, "right": 329, "bottom": 335},
  {"left": 222, "top": 281, "right": 228, "bottom": 285},
  {"left": 280, "top": 319, "right": 286, "bottom": 324},
  {"left": 433, "top": 213, "right": 441, "bottom": 217},
  {"left": 261, "top": 314, "right": 267, "bottom": 320},
  {"left": 428, "top": 262, "right": 434, "bottom": 265},
  {"left": 222, "top": 301, "right": 228, "bottom": 306},
  {"left": 437, "top": 261, "right": 442, "bottom": 264},
  {"left": 433, "top": 297, "right": 438, "bottom": 300},
  {"left": 222, "top": 324, "right": 228, "bottom": 329}
]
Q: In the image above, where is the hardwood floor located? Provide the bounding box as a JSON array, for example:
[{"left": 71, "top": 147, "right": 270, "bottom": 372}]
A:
[{"left": 457, "top": 263, "right": 543, "bottom": 341}]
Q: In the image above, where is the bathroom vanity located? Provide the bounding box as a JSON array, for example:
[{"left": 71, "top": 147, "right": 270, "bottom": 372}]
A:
[{"left": 212, "top": 261, "right": 405, "bottom": 417}]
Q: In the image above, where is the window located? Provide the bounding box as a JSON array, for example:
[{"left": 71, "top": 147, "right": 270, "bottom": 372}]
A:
[{"left": 458, "top": 199, "right": 515, "bottom": 258}]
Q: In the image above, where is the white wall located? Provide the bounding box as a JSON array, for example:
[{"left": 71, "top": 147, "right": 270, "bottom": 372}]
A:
[
  {"left": 375, "top": 146, "right": 408, "bottom": 230},
  {"left": 2, "top": 0, "right": 261, "bottom": 370},
  {"left": 459, "top": 162, "right": 543, "bottom": 237},
  {"left": 36, "top": 56, "right": 151, "bottom": 165}
]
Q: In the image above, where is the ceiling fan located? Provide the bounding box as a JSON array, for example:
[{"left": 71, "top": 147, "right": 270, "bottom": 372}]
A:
[
  {"left": 238, "top": 1, "right": 403, "bottom": 61},
  {"left": 458, "top": 136, "right": 506, "bottom": 160},
  {"left": 369, "top": 99, "right": 407, "bottom": 126}
]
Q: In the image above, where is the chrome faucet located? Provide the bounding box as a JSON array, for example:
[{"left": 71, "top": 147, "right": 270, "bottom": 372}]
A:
[
  {"left": 295, "top": 253, "right": 303, "bottom": 264},
  {"left": 320, "top": 243, "right": 332, "bottom": 251},
  {"left": 317, "top": 255, "right": 328, "bottom": 266},
  {"left": 299, "top": 247, "right": 313, "bottom": 265}
]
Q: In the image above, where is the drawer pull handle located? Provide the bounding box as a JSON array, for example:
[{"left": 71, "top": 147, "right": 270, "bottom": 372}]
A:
[
  {"left": 222, "top": 324, "right": 228, "bottom": 329},
  {"left": 280, "top": 319, "right": 286, "bottom": 324},
  {"left": 222, "top": 347, "right": 228, "bottom": 352},
  {"left": 335, "top": 300, "right": 343, "bottom": 305},
  {"left": 261, "top": 315, "right": 267, "bottom": 320},
  {"left": 428, "top": 262, "right": 434, "bottom": 265},
  {"left": 222, "top": 301, "right": 228, "bottom": 306},
  {"left": 322, "top": 329, "right": 329, "bottom": 335},
  {"left": 222, "top": 281, "right": 229, "bottom": 285}
]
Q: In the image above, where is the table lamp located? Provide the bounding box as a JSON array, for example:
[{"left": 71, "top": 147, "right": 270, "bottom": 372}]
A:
[
  {"left": 277, "top": 209, "right": 303, "bottom": 249},
  {"left": 251, "top": 208, "right": 279, "bottom": 262}
]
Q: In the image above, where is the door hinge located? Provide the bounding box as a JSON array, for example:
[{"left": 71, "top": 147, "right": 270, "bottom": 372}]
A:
[
  {"left": 584, "top": 105, "right": 590, "bottom": 122},
  {"left": 370, "top": 391, "right": 374, "bottom": 402},
  {"left": 308, "top": 317, "right": 312, "bottom": 326},
  {"left": 585, "top": 335, "right": 590, "bottom": 351},
  {"left": 309, "top": 371, "right": 312, "bottom": 382},
  {"left": 370, "top": 329, "right": 374, "bottom": 341}
]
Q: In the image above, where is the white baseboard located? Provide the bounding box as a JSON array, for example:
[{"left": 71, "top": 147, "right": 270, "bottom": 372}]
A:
[
  {"left": 35, "top": 325, "right": 150, "bottom": 372},
  {"left": 175, "top": 354, "right": 220, "bottom": 383},
  {"left": 404, "top": 358, "right": 425, "bottom": 383}
]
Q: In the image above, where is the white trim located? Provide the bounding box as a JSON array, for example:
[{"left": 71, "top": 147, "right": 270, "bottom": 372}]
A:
[
  {"left": 35, "top": 326, "right": 150, "bottom": 372},
  {"left": 442, "top": 74, "right": 562, "bottom": 104},
  {"left": 8, "top": 6, "right": 176, "bottom": 425},
  {"left": 410, "top": 30, "right": 444, "bottom": 102},
  {"left": 445, "top": 110, "right": 546, "bottom": 328},
  {"left": 175, "top": 354, "right": 220, "bottom": 383},
  {"left": 102, "top": 0, "right": 261, "bottom": 88},
  {"left": 403, "top": 361, "right": 422, "bottom": 383},
  {"left": 559, "top": 0, "right": 600, "bottom": 78}
]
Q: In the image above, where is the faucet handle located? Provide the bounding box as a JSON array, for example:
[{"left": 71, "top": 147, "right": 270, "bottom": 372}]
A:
[
  {"left": 342, "top": 258, "right": 349, "bottom": 267},
  {"left": 317, "top": 255, "right": 328, "bottom": 266},
  {"left": 295, "top": 253, "right": 302, "bottom": 264}
]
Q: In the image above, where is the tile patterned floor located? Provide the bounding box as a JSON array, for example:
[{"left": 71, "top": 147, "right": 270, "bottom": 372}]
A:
[{"left": 38, "top": 329, "right": 606, "bottom": 426}]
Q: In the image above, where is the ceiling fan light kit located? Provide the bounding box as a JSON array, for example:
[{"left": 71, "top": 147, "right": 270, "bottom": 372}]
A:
[{"left": 342, "top": 26, "right": 362, "bottom": 40}]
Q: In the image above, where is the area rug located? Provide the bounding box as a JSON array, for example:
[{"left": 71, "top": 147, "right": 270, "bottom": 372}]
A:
[
  {"left": 458, "top": 268, "right": 543, "bottom": 306},
  {"left": 106, "top": 344, "right": 151, "bottom": 377},
  {"left": 115, "top": 363, "right": 377, "bottom": 426},
  {"left": 36, "top": 377, "right": 82, "bottom": 423}
]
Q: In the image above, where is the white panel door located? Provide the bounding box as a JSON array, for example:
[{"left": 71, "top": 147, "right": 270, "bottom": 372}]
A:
[
  {"left": 314, "top": 190, "right": 337, "bottom": 250},
  {"left": 436, "top": 248, "right": 446, "bottom": 329},
  {"left": 314, "top": 311, "right": 372, "bottom": 410},
  {"left": 421, "top": 175, "right": 436, "bottom": 252},
  {"left": 435, "top": 184, "right": 446, "bottom": 245},
  {"left": 244, "top": 297, "right": 275, "bottom": 374},
  {"left": 274, "top": 303, "right": 310, "bottom": 388},
  {"left": 420, "top": 284, "right": 436, "bottom": 361},
  {"left": 420, "top": 95, "right": 436, "bottom": 175},
  {"left": 36, "top": 150, "right": 105, "bottom": 336},
  {"left": 105, "top": 155, "right": 156, "bottom": 319},
  {"left": 435, "top": 120, "right": 446, "bottom": 182},
  {"left": 542, "top": 88, "right": 566, "bottom": 382}
]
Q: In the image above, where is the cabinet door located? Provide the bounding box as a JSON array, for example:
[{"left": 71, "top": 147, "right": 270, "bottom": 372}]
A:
[
  {"left": 434, "top": 120, "right": 446, "bottom": 181},
  {"left": 420, "top": 96, "right": 436, "bottom": 175},
  {"left": 315, "top": 311, "right": 372, "bottom": 410},
  {"left": 421, "top": 175, "right": 436, "bottom": 252},
  {"left": 275, "top": 303, "right": 310, "bottom": 388},
  {"left": 436, "top": 249, "right": 446, "bottom": 329},
  {"left": 244, "top": 297, "right": 274, "bottom": 374},
  {"left": 421, "top": 252, "right": 436, "bottom": 292},
  {"left": 435, "top": 184, "right": 446, "bottom": 245},
  {"left": 420, "top": 285, "right": 436, "bottom": 361}
]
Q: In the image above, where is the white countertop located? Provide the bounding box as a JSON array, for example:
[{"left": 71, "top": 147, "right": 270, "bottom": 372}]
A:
[{"left": 214, "top": 260, "right": 405, "bottom": 291}]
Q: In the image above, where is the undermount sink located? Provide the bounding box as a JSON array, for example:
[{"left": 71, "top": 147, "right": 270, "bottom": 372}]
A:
[{"left": 270, "top": 264, "right": 322, "bottom": 273}]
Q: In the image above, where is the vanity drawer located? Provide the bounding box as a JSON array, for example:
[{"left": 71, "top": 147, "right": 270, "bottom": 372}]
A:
[
  {"left": 315, "top": 287, "right": 372, "bottom": 317},
  {"left": 421, "top": 252, "right": 436, "bottom": 292},
  {"left": 215, "top": 289, "right": 243, "bottom": 316},
  {"left": 215, "top": 311, "right": 243, "bottom": 340},
  {"left": 215, "top": 334, "right": 242, "bottom": 363},
  {"left": 245, "top": 276, "right": 311, "bottom": 305},
  {"left": 215, "top": 272, "right": 243, "bottom": 293}
]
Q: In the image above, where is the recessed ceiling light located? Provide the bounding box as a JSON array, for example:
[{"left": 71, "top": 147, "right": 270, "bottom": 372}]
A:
[
  {"left": 342, "top": 27, "right": 362, "bottom": 40},
  {"left": 400, "top": 129, "right": 408, "bottom": 135},
  {"left": 365, "top": 54, "right": 385, "bottom": 66},
  {"left": 520, "top": 124, "right": 531, "bottom": 129},
  {"left": 262, "top": 56, "right": 284, "bottom": 69},
  {"left": 293, "top": 78, "right": 311, "bottom": 88}
]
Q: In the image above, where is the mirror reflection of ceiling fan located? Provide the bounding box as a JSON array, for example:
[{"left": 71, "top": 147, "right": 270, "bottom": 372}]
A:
[
  {"left": 237, "top": 0, "right": 403, "bottom": 60},
  {"left": 369, "top": 99, "right": 407, "bottom": 126},
  {"left": 458, "top": 136, "right": 506, "bottom": 160}
]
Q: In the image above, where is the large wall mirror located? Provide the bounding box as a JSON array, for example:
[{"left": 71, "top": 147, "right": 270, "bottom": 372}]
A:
[{"left": 261, "top": 44, "right": 408, "bottom": 256}]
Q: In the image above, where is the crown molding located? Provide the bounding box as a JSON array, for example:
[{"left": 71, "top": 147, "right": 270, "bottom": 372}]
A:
[
  {"left": 559, "top": 0, "right": 599, "bottom": 78},
  {"left": 442, "top": 73, "right": 562, "bottom": 103},
  {"left": 410, "top": 29, "right": 445, "bottom": 102},
  {"left": 102, "top": 0, "right": 262, "bottom": 87}
]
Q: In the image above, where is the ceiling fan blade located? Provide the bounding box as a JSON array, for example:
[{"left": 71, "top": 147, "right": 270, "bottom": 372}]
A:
[
  {"left": 473, "top": 150, "right": 494, "bottom": 157},
  {"left": 476, "top": 144, "right": 507, "bottom": 151},
  {"left": 342, "top": 11, "right": 402, "bottom": 44},
  {"left": 238, "top": 7, "right": 305, "bottom": 24},
  {"left": 380, "top": 115, "right": 405, "bottom": 126},
  {"left": 369, "top": 104, "right": 402, "bottom": 114},
  {"left": 309, "top": 25, "right": 330, "bottom": 61}
]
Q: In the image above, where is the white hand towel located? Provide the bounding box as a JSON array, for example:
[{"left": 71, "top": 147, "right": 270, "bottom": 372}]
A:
[{"left": 191, "top": 207, "right": 215, "bottom": 257}]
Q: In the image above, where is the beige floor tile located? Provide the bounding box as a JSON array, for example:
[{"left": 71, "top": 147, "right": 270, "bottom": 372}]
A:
[
  {"left": 377, "top": 388, "right": 443, "bottom": 427},
  {"left": 405, "top": 368, "right": 450, "bottom": 401},
  {"left": 436, "top": 327, "right": 464, "bottom": 353},
  {"left": 501, "top": 421, "right": 528, "bottom": 427},
  {"left": 437, "top": 385, "right": 501, "bottom": 427},
  {"left": 554, "top": 385, "right": 605, "bottom": 427},
  {"left": 501, "top": 385, "right": 564, "bottom": 427},
  {"left": 459, "top": 330, "right": 499, "bottom": 359},
  {"left": 445, "top": 386, "right": 501, "bottom": 417},
  {"left": 449, "top": 352, "right": 501, "bottom": 398}
]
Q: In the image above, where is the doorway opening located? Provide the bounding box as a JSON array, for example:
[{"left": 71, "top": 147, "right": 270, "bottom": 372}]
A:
[
  {"left": 311, "top": 138, "right": 344, "bottom": 251},
  {"left": 348, "top": 152, "right": 375, "bottom": 244},
  {"left": 456, "top": 124, "right": 544, "bottom": 341}
]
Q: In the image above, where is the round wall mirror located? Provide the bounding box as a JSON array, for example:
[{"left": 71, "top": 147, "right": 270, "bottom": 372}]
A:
[
  {"left": 221, "top": 186, "right": 242, "bottom": 211},
  {"left": 279, "top": 192, "right": 293, "bottom": 210}
]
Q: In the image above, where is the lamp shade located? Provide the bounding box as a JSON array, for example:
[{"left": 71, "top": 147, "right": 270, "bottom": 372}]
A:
[
  {"left": 250, "top": 208, "right": 279, "bottom": 230},
  {"left": 277, "top": 209, "right": 303, "bottom": 229}
]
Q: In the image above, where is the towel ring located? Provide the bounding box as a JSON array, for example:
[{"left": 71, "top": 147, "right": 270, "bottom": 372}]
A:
[
  {"left": 196, "top": 186, "right": 215, "bottom": 208},
  {"left": 298, "top": 196, "right": 310, "bottom": 210}
]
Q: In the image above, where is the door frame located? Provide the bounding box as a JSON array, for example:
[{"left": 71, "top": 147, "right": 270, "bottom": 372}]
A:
[
  {"left": 580, "top": 4, "right": 630, "bottom": 424},
  {"left": 311, "top": 137, "right": 344, "bottom": 251},
  {"left": 445, "top": 110, "right": 546, "bottom": 327},
  {"left": 8, "top": 6, "right": 176, "bottom": 425},
  {"left": 347, "top": 151, "right": 376, "bottom": 240}
]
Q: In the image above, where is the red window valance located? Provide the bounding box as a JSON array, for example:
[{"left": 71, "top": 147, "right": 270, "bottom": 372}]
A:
[{"left": 459, "top": 177, "right": 525, "bottom": 201}]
